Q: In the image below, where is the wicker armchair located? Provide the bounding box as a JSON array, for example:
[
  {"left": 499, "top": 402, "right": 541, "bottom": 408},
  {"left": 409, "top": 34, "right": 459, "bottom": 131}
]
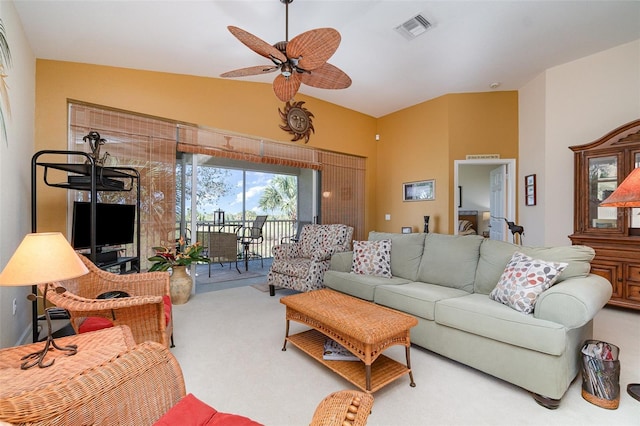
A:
[
  {"left": 0, "top": 327, "right": 186, "bottom": 426},
  {"left": 41, "top": 255, "right": 173, "bottom": 347},
  {"left": 267, "top": 224, "right": 353, "bottom": 296}
]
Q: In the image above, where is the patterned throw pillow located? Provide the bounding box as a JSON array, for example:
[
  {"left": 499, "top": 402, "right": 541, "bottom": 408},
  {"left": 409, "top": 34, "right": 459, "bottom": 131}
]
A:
[
  {"left": 489, "top": 251, "right": 568, "bottom": 314},
  {"left": 351, "top": 240, "right": 392, "bottom": 278}
]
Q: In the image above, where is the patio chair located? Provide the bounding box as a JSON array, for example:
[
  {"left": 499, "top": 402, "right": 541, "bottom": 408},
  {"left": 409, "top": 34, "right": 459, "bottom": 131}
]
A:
[
  {"left": 267, "top": 224, "right": 353, "bottom": 296},
  {"left": 280, "top": 220, "right": 312, "bottom": 244},
  {"left": 40, "top": 255, "right": 174, "bottom": 348},
  {"left": 196, "top": 229, "right": 241, "bottom": 276},
  {"left": 238, "top": 215, "right": 268, "bottom": 271}
]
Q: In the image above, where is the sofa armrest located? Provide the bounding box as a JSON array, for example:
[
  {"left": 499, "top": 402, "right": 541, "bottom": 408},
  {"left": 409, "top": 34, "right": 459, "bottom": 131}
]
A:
[
  {"left": 534, "top": 274, "right": 613, "bottom": 328},
  {"left": 329, "top": 251, "right": 353, "bottom": 272}
]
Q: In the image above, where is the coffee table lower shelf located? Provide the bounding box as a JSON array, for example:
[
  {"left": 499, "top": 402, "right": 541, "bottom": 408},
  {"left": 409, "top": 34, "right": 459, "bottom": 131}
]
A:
[{"left": 285, "top": 329, "right": 412, "bottom": 393}]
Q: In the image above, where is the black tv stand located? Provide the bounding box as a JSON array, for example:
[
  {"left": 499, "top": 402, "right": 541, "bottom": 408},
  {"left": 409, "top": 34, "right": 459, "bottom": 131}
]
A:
[
  {"left": 96, "top": 256, "right": 140, "bottom": 274},
  {"left": 91, "top": 250, "right": 119, "bottom": 265},
  {"left": 32, "top": 150, "right": 141, "bottom": 342}
]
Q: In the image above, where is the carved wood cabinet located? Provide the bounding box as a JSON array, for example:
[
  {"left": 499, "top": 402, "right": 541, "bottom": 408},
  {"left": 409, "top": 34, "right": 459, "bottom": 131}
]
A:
[{"left": 569, "top": 119, "right": 640, "bottom": 310}]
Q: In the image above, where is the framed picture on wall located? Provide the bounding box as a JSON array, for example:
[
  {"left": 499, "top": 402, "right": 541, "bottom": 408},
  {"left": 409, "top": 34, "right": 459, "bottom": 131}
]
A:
[
  {"left": 403, "top": 180, "right": 435, "bottom": 201},
  {"left": 525, "top": 174, "right": 536, "bottom": 206}
]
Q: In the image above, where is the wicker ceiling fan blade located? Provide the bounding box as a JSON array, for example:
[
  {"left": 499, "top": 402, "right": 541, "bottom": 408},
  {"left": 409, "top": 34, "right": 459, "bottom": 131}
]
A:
[
  {"left": 220, "top": 65, "right": 278, "bottom": 78},
  {"left": 227, "top": 26, "right": 287, "bottom": 63},
  {"left": 273, "top": 73, "right": 302, "bottom": 102},
  {"left": 300, "top": 63, "right": 352, "bottom": 89},
  {"left": 287, "top": 28, "right": 341, "bottom": 71}
]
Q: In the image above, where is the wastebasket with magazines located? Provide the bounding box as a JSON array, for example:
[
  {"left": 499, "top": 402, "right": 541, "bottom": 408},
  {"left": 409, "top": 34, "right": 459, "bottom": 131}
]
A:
[{"left": 581, "top": 340, "right": 620, "bottom": 409}]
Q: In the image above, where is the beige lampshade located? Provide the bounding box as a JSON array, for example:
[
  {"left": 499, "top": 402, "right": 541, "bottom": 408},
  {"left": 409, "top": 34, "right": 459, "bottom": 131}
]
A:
[
  {"left": 0, "top": 232, "right": 89, "bottom": 286},
  {"left": 482, "top": 211, "right": 491, "bottom": 221},
  {"left": 600, "top": 167, "right": 640, "bottom": 208}
]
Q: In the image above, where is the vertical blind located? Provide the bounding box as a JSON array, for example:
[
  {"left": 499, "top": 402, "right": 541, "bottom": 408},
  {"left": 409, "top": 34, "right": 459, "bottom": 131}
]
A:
[
  {"left": 318, "top": 151, "right": 366, "bottom": 240},
  {"left": 69, "top": 102, "right": 366, "bottom": 264},
  {"left": 69, "top": 102, "right": 177, "bottom": 269},
  {"left": 177, "top": 124, "right": 366, "bottom": 241}
]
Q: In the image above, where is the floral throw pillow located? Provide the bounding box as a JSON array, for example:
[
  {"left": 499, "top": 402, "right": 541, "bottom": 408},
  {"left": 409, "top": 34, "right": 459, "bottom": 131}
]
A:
[
  {"left": 351, "top": 240, "right": 392, "bottom": 278},
  {"left": 489, "top": 252, "right": 568, "bottom": 314}
]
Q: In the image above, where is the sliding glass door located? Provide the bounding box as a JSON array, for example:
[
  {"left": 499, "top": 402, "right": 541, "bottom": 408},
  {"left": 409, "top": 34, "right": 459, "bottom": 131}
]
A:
[{"left": 176, "top": 153, "right": 309, "bottom": 260}]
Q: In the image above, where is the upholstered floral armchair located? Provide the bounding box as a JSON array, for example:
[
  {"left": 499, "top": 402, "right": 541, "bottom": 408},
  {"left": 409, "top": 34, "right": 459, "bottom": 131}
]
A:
[{"left": 267, "top": 224, "right": 353, "bottom": 296}]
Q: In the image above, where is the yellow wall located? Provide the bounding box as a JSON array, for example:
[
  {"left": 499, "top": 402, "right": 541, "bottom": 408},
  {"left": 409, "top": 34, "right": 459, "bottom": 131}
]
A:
[
  {"left": 35, "top": 60, "right": 518, "bottom": 237},
  {"left": 376, "top": 92, "right": 518, "bottom": 234},
  {"left": 35, "top": 60, "right": 377, "bottom": 233}
]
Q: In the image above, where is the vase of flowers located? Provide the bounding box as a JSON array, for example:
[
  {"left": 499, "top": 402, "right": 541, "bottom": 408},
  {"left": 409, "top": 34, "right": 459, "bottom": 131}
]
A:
[{"left": 148, "top": 238, "right": 209, "bottom": 305}]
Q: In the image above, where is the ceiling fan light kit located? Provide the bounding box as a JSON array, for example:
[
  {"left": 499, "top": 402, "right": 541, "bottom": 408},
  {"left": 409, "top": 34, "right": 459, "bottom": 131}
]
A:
[{"left": 220, "top": 0, "right": 351, "bottom": 103}]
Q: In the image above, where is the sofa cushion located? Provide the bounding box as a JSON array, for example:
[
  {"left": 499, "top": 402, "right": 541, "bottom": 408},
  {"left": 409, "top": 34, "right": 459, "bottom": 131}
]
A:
[
  {"left": 351, "top": 239, "right": 392, "bottom": 277},
  {"left": 374, "top": 282, "right": 469, "bottom": 321},
  {"left": 416, "top": 233, "right": 483, "bottom": 292},
  {"left": 323, "top": 270, "right": 410, "bottom": 301},
  {"left": 475, "top": 239, "right": 595, "bottom": 295},
  {"left": 368, "top": 232, "right": 425, "bottom": 281},
  {"left": 435, "top": 293, "right": 567, "bottom": 356},
  {"left": 489, "top": 252, "right": 568, "bottom": 314}
]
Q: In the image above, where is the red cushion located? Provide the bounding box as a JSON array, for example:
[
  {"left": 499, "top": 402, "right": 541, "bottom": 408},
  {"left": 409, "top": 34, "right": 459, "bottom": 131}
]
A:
[
  {"left": 78, "top": 317, "right": 114, "bottom": 333},
  {"left": 163, "top": 295, "right": 171, "bottom": 325},
  {"left": 208, "top": 412, "right": 263, "bottom": 426},
  {"left": 153, "top": 394, "right": 263, "bottom": 426},
  {"left": 154, "top": 394, "right": 217, "bottom": 426}
]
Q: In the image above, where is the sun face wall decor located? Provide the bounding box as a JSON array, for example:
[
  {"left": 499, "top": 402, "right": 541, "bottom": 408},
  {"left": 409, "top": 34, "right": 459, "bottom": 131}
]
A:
[{"left": 279, "top": 100, "right": 314, "bottom": 143}]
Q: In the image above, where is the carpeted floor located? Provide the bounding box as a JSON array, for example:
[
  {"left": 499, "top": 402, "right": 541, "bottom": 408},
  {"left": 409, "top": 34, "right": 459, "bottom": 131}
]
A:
[{"left": 170, "top": 286, "right": 640, "bottom": 426}]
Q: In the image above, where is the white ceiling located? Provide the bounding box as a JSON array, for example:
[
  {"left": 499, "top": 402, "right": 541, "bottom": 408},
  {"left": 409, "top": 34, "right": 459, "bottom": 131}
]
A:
[{"left": 13, "top": 1, "right": 640, "bottom": 118}]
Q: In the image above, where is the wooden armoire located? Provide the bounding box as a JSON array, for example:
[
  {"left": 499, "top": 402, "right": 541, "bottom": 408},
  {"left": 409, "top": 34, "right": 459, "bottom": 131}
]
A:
[{"left": 569, "top": 118, "right": 640, "bottom": 310}]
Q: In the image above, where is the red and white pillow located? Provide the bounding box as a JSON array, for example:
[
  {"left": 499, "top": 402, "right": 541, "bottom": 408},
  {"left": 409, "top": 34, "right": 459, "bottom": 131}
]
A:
[
  {"left": 490, "top": 251, "right": 568, "bottom": 314},
  {"left": 351, "top": 239, "right": 392, "bottom": 278}
]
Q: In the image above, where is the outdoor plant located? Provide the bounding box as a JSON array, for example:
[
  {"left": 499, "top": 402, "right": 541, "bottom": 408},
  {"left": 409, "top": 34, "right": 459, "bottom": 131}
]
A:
[{"left": 148, "top": 237, "right": 209, "bottom": 272}]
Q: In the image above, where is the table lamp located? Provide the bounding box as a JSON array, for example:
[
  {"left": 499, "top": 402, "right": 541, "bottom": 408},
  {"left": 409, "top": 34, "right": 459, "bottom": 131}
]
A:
[
  {"left": 600, "top": 166, "right": 640, "bottom": 402},
  {"left": 0, "top": 232, "right": 89, "bottom": 369}
]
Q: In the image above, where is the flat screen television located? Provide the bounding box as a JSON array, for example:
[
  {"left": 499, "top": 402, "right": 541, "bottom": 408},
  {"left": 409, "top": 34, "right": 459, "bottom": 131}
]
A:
[{"left": 72, "top": 202, "right": 136, "bottom": 250}]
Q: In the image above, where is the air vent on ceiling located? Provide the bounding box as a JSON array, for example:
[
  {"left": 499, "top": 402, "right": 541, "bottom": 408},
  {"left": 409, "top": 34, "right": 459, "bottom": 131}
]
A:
[{"left": 395, "top": 14, "right": 432, "bottom": 41}]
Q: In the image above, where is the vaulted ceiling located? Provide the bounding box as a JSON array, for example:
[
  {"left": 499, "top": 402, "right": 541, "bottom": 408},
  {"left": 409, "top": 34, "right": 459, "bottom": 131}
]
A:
[{"left": 14, "top": 1, "right": 640, "bottom": 117}]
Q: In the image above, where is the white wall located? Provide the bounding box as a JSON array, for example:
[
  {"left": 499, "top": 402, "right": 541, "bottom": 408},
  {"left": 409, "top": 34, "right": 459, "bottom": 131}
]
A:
[
  {"left": 519, "top": 39, "right": 640, "bottom": 247},
  {"left": 0, "top": 0, "right": 36, "bottom": 348}
]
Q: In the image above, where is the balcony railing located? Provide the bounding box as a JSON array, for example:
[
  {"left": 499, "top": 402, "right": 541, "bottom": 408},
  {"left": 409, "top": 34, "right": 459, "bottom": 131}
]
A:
[{"left": 191, "top": 219, "right": 299, "bottom": 260}]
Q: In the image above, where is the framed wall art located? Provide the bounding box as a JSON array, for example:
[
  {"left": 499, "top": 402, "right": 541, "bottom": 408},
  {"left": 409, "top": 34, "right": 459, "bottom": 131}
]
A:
[
  {"left": 525, "top": 174, "right": 536, "bottom": 206},
  {"left": 403, "top": 180, "right": 435, "bottom": 202}
]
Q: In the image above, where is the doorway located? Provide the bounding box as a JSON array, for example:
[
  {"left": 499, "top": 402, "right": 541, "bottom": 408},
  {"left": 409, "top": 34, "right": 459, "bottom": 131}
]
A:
[{"left": 453, "top": 159, "right": 516, "bottom": 242}]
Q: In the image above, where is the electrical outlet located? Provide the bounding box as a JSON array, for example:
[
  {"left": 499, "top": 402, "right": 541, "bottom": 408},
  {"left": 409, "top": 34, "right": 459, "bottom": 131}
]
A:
[
  {"left": 12, "top": 298, "right": 17, "bottom": 316},
  {"left": 385, "top": 214, "right": 391, "bottom": 221}
]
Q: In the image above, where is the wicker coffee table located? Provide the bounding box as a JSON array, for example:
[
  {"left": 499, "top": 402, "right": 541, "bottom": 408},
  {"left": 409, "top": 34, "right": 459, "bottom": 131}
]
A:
[{"left": 280, "top": 288, "right": 418, "bottom": 393}]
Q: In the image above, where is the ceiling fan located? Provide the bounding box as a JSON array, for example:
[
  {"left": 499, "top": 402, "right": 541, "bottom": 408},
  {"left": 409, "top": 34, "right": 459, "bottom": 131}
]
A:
[{"left": 220, "top": 0, "right": 351, "bottom": 102}]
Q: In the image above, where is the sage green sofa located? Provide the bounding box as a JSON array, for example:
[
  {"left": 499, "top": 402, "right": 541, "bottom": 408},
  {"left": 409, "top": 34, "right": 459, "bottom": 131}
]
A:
[{"left": 323, "top": 232, "right": 612, "bottom": 408}]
